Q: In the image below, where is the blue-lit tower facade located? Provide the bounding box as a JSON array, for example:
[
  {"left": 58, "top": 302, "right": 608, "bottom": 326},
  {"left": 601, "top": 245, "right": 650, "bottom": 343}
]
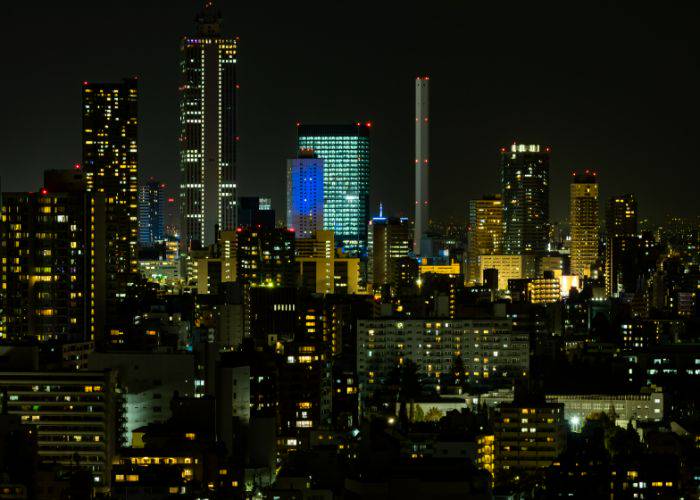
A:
[
  {"left": 179, "top": 1, "right": 238, "bottom": 249},
  {"left": 286, "top": 149, "right": 324, "bottom": 238},
  {"left": 297, "top": 123, "right": 370, "bottom": 256},
  {"left": 138, "top": 179, "right": 165, "bottom": 247}
]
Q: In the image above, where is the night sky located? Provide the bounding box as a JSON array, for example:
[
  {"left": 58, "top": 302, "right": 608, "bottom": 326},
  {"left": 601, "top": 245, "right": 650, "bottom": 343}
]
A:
[{"left": 3, "top": 1, "right": 699, "bottom": 224}]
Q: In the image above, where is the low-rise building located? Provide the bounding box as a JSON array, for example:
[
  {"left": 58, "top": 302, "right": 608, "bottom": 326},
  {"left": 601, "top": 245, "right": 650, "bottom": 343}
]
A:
[
  {"left": 357, "top": 318, "right": 528, "bottom": 398},
  {"left": 0, "top": 370, "right": 118, "bottom": 488},
  {"left": 493, "top": 400, "right": 566, "bottom": 476}
]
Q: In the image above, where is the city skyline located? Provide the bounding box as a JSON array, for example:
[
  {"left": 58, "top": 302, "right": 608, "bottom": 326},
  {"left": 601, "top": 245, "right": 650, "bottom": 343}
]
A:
[
  {"left": 2, "top": 1, "right": 699, "bottom": 224},
  {"left": 1, "top": 3, "right": 700, "bottom": 497}
]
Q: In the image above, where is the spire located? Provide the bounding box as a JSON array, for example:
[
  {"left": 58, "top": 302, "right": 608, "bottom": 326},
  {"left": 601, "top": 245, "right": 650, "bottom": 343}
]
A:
[
  {"left": 379, "top": 202, "right": 384, "bottom": 218},
  {"left": 196, "top": 0, "right": 222, "bottom": 35}
]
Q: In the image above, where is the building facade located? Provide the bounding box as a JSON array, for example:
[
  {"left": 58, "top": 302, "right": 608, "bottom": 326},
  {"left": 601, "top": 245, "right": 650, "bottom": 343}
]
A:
[
  {"left": 493, "top": 400, "right": 567, "bottom": 475},
  {"left": 286, "top": 150, "right": 324, "bottom": 238},
  {"left": 297, "top": 123, "right": 370, "bottom": 256},
  {"left": 138, "top": 179, "right": 165, "bottom": 247},
  {"left": 0, "top": 370, "right": 118, "bottom": 487},
  {"left": 606, "top": 194, "right": 637, "bottom": 239},
  {"left": 569, "top": 171, "right": 599, "bottom": 277},
  {"left": 236, "top": 227, "right": 295, "bottom": 287},
  {"left": 368, "top": 214, "right": 411, "bottom": 287},
  {"left": 477, "top": 254, "right": 536, "bottom": 290},
  {"left": 357, "top": 318, "right": 528, "bottom": 398},
  {"left": 296, "top": 230, "right": 359, "bottom": 294},
  {"left": 0, "top": 170, "right": 106, "bottom": 342},
  {"left": 82, "top": 78, "right": 138, "bottom": 327},
  {"left": 501, "top": 144, "right": 550, "bottom": 255},
  {"left": 179, "top": 2, "right": 238, "bottom": 248},
  {"left": 466, "top": 195, "right": 503, "bottom": 285}
]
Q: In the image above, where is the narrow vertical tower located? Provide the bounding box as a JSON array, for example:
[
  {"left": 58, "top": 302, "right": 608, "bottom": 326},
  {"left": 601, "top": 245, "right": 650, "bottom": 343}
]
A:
[
  {"left": 570, "top": 170, "right": 599, "bottom": 278},
  {"left": 414, "top": 76, "right": 430, "bottom": 255},
  {"left": 179, "top": 0, "right": 238, "bottom": 250}
]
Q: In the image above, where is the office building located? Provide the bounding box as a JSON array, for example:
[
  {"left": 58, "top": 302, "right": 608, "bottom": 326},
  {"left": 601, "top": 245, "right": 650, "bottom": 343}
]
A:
[
  {"left": 466, "top": 195, "right": 503, "bottom": 285},
  {"left": 297, "top": 123, "right": 370, "bottom": 256},
  {"left": 493, "top": 399, "right": 566, "bottom": 475},
  {"left": 477, "top": 254, "right": 536, "bottom": 290},
  {"left": 82, "top": 78, "right": 138, "bottom": 325},
  {"left": 138, "top": 179, "right": 165, "bottom": 247},
  {"left": 179, "top": 2, "right": 238, "bottom": 248},
  {"left": 357, "top": 318, "right": 528, "bottom": 397},
  {"left": 286, "top": 149, "right": 324, "bottom": 238},
  {"left": 501, "top": 144, "right": 550, "bottom": 255},
  {"left": 0, "top": 370, "right": 118, "bottom": 486},
  {"left": 0, "top": 169, "right": 106, "bottom": 342},
  {"left": 606, "top": 194, "right": 637, "bottom": 238},
  {"left": 569, "top": 171, "right": 599, "bottom": 277},
  {"left": 367, "top": 211, "right": 411, "bottom": 287},
  {"left": 414, "top": 76, "right": 430, "bottom": 255},
  {"left": 238, "top": 196, "right": 275, "bottom": 229},
  {"left": 296, "top": 230, "right": 359, "bottom": 294},
  {"left": 236, "top": 227, "right": 295, "bottom": 287}
]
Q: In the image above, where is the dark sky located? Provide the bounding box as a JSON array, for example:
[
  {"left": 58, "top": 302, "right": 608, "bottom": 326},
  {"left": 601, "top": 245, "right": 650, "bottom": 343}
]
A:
[{"left": 2, "top": 1, "right": 699, "bottom": 224}]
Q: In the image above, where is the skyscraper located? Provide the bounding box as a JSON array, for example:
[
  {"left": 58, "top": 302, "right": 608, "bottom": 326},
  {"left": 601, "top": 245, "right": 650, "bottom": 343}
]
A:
[
  {"left": 82, "top": 78, "right": 138, "bottom": 324},
  {"left": 569, "top": 170, "right": 599, "bottom": 277},
  {"left": 367, "top": 211, "right": 411, "bottom": 287},
  {"left": 0, "top": 169, "right": 106, "bottom": 342},
  {"left": 501, "top": 144, "right": 550, "bottom": 255},
  {"left": 138, "top": 179, "right": 165, "bottom": 247},
  {"left": 286, "top": 149, "right": 324, "bottom": 238},
  {"left": 466, "top": 195, "right": 503, "bottom": 285},
  {"left": 414, "top": 76, "right": 430, "bottom": 255},
  {"left": 180, "top": 1, "right": 238, "bottom": 249},
  {"left": 297, "top": 123, "right": 370, "bottom": 257},
  {"left": 606, "top": 194, "right": 637, "bottom": 238}
]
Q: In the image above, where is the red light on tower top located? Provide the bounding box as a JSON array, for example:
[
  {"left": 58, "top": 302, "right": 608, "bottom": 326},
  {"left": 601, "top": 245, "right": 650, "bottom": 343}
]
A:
[
  {"left": 365, "top": 121, "right": 372, "bottom": 128},
  {"left": 40, "top": 188, "right": 48, "bottom": 195},
  {"left": 74, "top": 163, "right": 81, "bottom": 170}
]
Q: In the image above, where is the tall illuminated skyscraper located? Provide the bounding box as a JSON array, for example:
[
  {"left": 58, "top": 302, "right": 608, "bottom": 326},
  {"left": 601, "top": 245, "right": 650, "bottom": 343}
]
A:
[
  {"left": 287, "top": 148, "right": 324, "bottom": 238},
  {"left": 179, "top": 0, "right": 238, "bottom": 249},
  {"left": 466, "top": 195, "right": 503, "bottom": 285},
  {"left": 501, "top": 143, "right": 550, "bottom": 255},
  {"left": 82, "top": 77, "right": 138, "bottom": 324},
  {"left": 414, "top": 76, "right": 430, "bottom": 255},
  {"left": 297, "top": 123, "right": 370, "bottom": 256},
  {"left": 138, "top": 179, "right": 165, "bottom": 247},
  {"left": 569, "top": 170, "right": 599, "bottom": 277}
]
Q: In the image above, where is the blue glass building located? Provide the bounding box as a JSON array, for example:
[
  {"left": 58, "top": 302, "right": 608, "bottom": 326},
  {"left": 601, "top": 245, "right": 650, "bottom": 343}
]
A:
[
  {"left": 138, "top": 180, "right": 165, "bottom": 247},
  {"left": 286, "top": 149, "right": 324, "bottom": 238},
  {"left": 297, "top": 123, "right": 370, "bottom": 257}
]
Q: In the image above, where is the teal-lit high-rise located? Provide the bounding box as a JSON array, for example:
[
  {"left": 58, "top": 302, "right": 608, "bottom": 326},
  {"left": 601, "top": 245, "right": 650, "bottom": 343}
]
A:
[{"left": 297, "top": 123, "right": 371, "bottom": 257}]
